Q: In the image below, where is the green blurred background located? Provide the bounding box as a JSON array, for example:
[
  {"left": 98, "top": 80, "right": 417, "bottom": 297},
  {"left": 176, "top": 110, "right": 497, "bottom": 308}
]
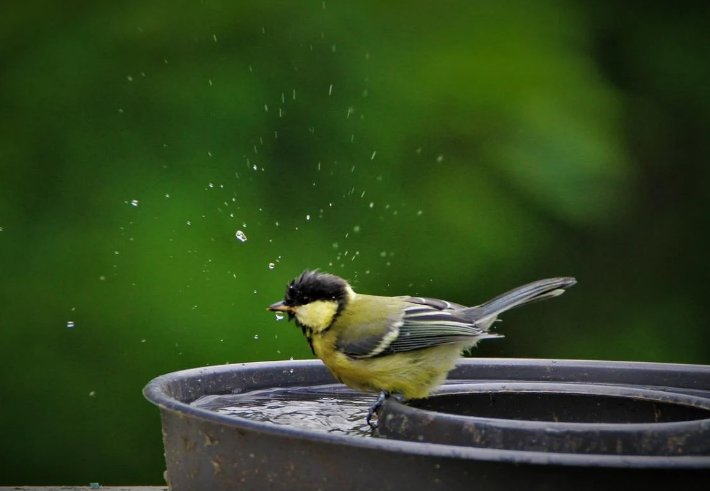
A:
[{"left": 1, "top": 0, "right": 708, "bottom": 485}]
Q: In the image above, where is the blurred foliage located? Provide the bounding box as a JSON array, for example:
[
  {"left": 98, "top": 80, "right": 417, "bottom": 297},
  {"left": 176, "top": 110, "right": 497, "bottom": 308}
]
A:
[{"left": 0, "top": 0, "right": 708, "bottom": 485}]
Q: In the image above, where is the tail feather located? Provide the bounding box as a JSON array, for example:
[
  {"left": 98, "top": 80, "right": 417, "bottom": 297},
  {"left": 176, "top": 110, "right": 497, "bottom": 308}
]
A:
[{"left": 465, "top": 277, "right": 576, "bottom": 328}]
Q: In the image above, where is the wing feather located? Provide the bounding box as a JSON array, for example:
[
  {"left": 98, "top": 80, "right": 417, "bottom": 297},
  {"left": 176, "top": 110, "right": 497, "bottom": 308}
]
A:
[{"left": 338, "top": 297, "right": 499, "bottom": 359}]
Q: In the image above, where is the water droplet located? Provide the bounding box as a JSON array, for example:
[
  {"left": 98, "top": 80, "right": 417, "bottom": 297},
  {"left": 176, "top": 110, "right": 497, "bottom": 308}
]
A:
[
  {"left": 164, "top": 193, "right": 170, "bottom": 198},
  {"left": 89, "top": 391, "right": 96, "bottom": 397},
  {"left": 353, "top": 225, "right": 360, "bottom": 233},
  {"left": 130, "top": 199, "right": 139, "bottom": 207},
  {"left": 275, "top": 313, "right": 284, "bottom": 321},
  {"left": 306, "top": 214, "right": 311, "bottom": 221},
  {"left": 141, "top": 338, "right": 146, "bottom": 343},
  {"left": 208, "top": 182, "right": 214, "bottom": 188},
  {"left": 235, "top": 230, "right": 247, "bottom": 242},
  {"left": 186, "top": 220, "right": 191, "bottom": 226},
  {"left": 370, "top": 151, "right": 377, "bottom": 160},
  {"left": 66, "top": 320, "right": 75, "bottom": 329},
  {"left": 369, "top": 202, "right": 374, "bottom": 208},
  {"left": 268, "top": 262, "right": 276, "bottom": 270},
  {"left": 254, "top": 334, "right": 260, "bottom": 340},
  {"left": 289, "top": 369, "right": 294, "bottom": 374},
  {"left": 417, "top": 210, "right": 423, "bottom": 216}
]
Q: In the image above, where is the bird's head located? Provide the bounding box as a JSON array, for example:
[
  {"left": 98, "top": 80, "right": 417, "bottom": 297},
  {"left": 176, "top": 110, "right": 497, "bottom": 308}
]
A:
[{"left": 268, "top": 270, "right": 355, "bottom": 333}]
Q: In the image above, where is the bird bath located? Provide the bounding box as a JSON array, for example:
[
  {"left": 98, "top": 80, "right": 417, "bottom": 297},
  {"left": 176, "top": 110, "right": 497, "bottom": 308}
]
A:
[{"left": 144, "top": 358, "right": 710, "bottom": 490}]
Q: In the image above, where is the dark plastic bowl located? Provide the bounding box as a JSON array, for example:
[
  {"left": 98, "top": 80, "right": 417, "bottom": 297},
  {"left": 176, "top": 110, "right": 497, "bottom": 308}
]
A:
[{"left": 144, "top": 358, "right": 710, "bottom": 490}]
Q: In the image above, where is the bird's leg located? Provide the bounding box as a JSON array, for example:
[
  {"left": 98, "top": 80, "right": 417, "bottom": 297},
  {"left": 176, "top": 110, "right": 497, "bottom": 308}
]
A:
[
  {"left": 366, "top": 391, "right": 406, "bottom": 429},
  {"left": 366, "top": 391, "right": 388, "bottom": 429}
]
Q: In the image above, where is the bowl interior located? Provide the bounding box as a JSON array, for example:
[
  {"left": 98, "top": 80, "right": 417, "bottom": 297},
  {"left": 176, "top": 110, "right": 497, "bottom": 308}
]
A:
[{"left": 411, "top": 390, "right": 710, "bottom": 424}]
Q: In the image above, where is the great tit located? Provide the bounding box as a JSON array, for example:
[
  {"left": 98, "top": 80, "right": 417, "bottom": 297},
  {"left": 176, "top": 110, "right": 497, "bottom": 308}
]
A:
[{"left": 268, "top": 270, "right": 576, "bottom": 427}]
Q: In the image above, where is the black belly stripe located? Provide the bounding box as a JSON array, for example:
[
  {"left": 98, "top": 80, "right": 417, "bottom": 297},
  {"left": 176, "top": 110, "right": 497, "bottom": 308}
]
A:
[{"left": 300, "top": 326, "right": 316, "bottom": 355}]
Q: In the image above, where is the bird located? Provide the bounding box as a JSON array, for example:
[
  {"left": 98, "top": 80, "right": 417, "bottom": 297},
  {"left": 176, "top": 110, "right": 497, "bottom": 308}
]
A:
[{"left": 268, "top": 270, "right": 576, "bottom": 428}]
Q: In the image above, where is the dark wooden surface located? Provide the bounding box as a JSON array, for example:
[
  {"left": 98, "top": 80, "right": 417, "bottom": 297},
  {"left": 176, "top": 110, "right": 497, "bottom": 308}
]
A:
[{"left": 0, "top": 487, "right": 168, "bottom": 490}]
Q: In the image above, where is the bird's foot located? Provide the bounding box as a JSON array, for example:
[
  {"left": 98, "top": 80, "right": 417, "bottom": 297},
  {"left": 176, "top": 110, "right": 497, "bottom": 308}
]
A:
[
  {"left": 366, "top": 391, "right": 404, "bottom": 429},
  {"left": 366, "top": 391, "right": 388, "bottom": 429}
]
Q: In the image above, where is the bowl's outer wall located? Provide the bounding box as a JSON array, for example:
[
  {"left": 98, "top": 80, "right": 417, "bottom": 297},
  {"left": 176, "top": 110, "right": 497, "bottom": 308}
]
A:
[{"left": 159, "top": 407, "right": 708, "bottom": 490}]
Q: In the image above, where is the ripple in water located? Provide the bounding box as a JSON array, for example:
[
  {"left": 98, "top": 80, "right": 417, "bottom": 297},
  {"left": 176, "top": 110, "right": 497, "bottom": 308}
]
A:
[{"left": 191, "top": 385, "right": 376, "bottom": 437}]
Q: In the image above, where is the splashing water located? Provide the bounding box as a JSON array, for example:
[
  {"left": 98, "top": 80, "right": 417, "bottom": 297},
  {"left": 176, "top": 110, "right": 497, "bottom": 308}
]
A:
[{"left": 235, "top": 230, "right": 247, "bottom": 242}]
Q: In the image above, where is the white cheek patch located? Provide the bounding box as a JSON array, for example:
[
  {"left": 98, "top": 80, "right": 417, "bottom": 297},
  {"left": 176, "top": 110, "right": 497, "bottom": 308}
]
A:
[{"left": 294, "top": 300, "right": 339, "bottom": 332}]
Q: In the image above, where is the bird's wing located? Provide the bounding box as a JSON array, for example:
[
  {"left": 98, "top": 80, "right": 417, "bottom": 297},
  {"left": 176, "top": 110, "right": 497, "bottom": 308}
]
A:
[
  {"left": 398, "top": 295, "right": 468, "bottom": 311},
  {"left": 385, "top": 303, "right": 495, "bottom": 354},
  {"left": 338, "top": 298, "right": 498, "bottom": 359},
  {"left": 334, "top": 320, "right": 401, "bottom": 359}
]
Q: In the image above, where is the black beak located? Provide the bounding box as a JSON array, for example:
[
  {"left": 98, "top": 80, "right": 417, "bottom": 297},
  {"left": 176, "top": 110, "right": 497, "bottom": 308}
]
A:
[{"left": 267, "top": 300, "right": 292, "bottom": 313}]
